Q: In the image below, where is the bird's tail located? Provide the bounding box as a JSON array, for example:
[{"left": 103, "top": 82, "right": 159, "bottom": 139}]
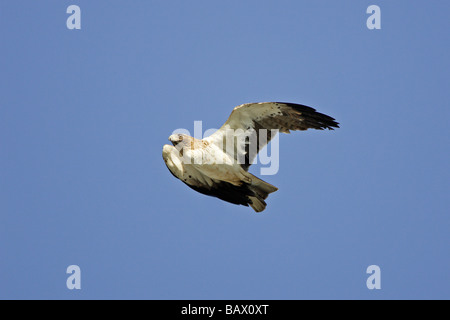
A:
[{"left": 244, "top": 173, "right": 278, "bottom": 212}]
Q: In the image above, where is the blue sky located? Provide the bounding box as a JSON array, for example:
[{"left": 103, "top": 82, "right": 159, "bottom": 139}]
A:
[{"left": 1, "top": 1, "right": 449, "bottom": 299}]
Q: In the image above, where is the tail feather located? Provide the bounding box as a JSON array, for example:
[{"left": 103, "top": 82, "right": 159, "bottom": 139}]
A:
[
  {"left": 245, "top": 172, "right": 278, "bottom": 212},
  {"left": 248, "top": 173, "right": 278, "bottom": 198},
  {"left": 249, "top": 196, "right": 267, "bottom": 212}
]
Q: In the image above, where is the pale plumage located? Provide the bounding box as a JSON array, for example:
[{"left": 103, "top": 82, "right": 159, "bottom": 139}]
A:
[{"left": 162, "top": 102, "right": 339, "bottom": 212}]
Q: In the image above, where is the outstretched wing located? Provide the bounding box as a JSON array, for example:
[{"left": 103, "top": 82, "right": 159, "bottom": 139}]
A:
[{"left": 205, "top": 102, "right": 339, "bottom": 170}]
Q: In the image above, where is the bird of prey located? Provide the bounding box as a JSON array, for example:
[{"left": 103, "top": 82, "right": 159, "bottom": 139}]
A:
[{"left": 162, "top": 102, "right": 339, "bottom": 212}]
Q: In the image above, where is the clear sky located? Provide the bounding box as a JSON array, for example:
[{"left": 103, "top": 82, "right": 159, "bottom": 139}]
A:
[{"left": 1, "top": 1, "right": 449, "bottom": 300}]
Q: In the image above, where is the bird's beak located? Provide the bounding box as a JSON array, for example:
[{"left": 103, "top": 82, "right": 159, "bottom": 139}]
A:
[{"left": 168, "top": 134, "right": 179, "bottom": 146}]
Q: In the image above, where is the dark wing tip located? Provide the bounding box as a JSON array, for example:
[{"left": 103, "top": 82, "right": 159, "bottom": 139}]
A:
[
  {"left": 185, "top": 180, "right": 255, "bottom": 207},
  {"left": 275, "top": 102, "right": 340, "bottom": 130}
]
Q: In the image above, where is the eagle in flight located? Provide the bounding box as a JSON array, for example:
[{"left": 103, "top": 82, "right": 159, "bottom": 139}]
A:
[{"left": 162, "top": 102, "right": 339, "bottom": 212}]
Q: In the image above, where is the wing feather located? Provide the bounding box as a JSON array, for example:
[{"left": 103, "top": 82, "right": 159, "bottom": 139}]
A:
[
  {"left": 205, "top": 102, "right": 339, "bottom": 170},
  {"left": 163, "top": 145, "right": 256, "bottom": 207}
]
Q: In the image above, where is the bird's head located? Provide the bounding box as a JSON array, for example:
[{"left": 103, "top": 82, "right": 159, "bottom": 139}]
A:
[{"left": 168, "top": 133, "right": 188, "bottom": 147}]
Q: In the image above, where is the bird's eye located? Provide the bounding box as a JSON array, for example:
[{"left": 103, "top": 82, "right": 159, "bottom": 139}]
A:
[{"left": 178, "top": 135, "right": 183, "bottom": 140}]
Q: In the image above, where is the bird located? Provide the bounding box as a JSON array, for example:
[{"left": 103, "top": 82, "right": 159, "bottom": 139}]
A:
[{"left": 162, "top": 102, "right": 339, "bottom": 212}]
